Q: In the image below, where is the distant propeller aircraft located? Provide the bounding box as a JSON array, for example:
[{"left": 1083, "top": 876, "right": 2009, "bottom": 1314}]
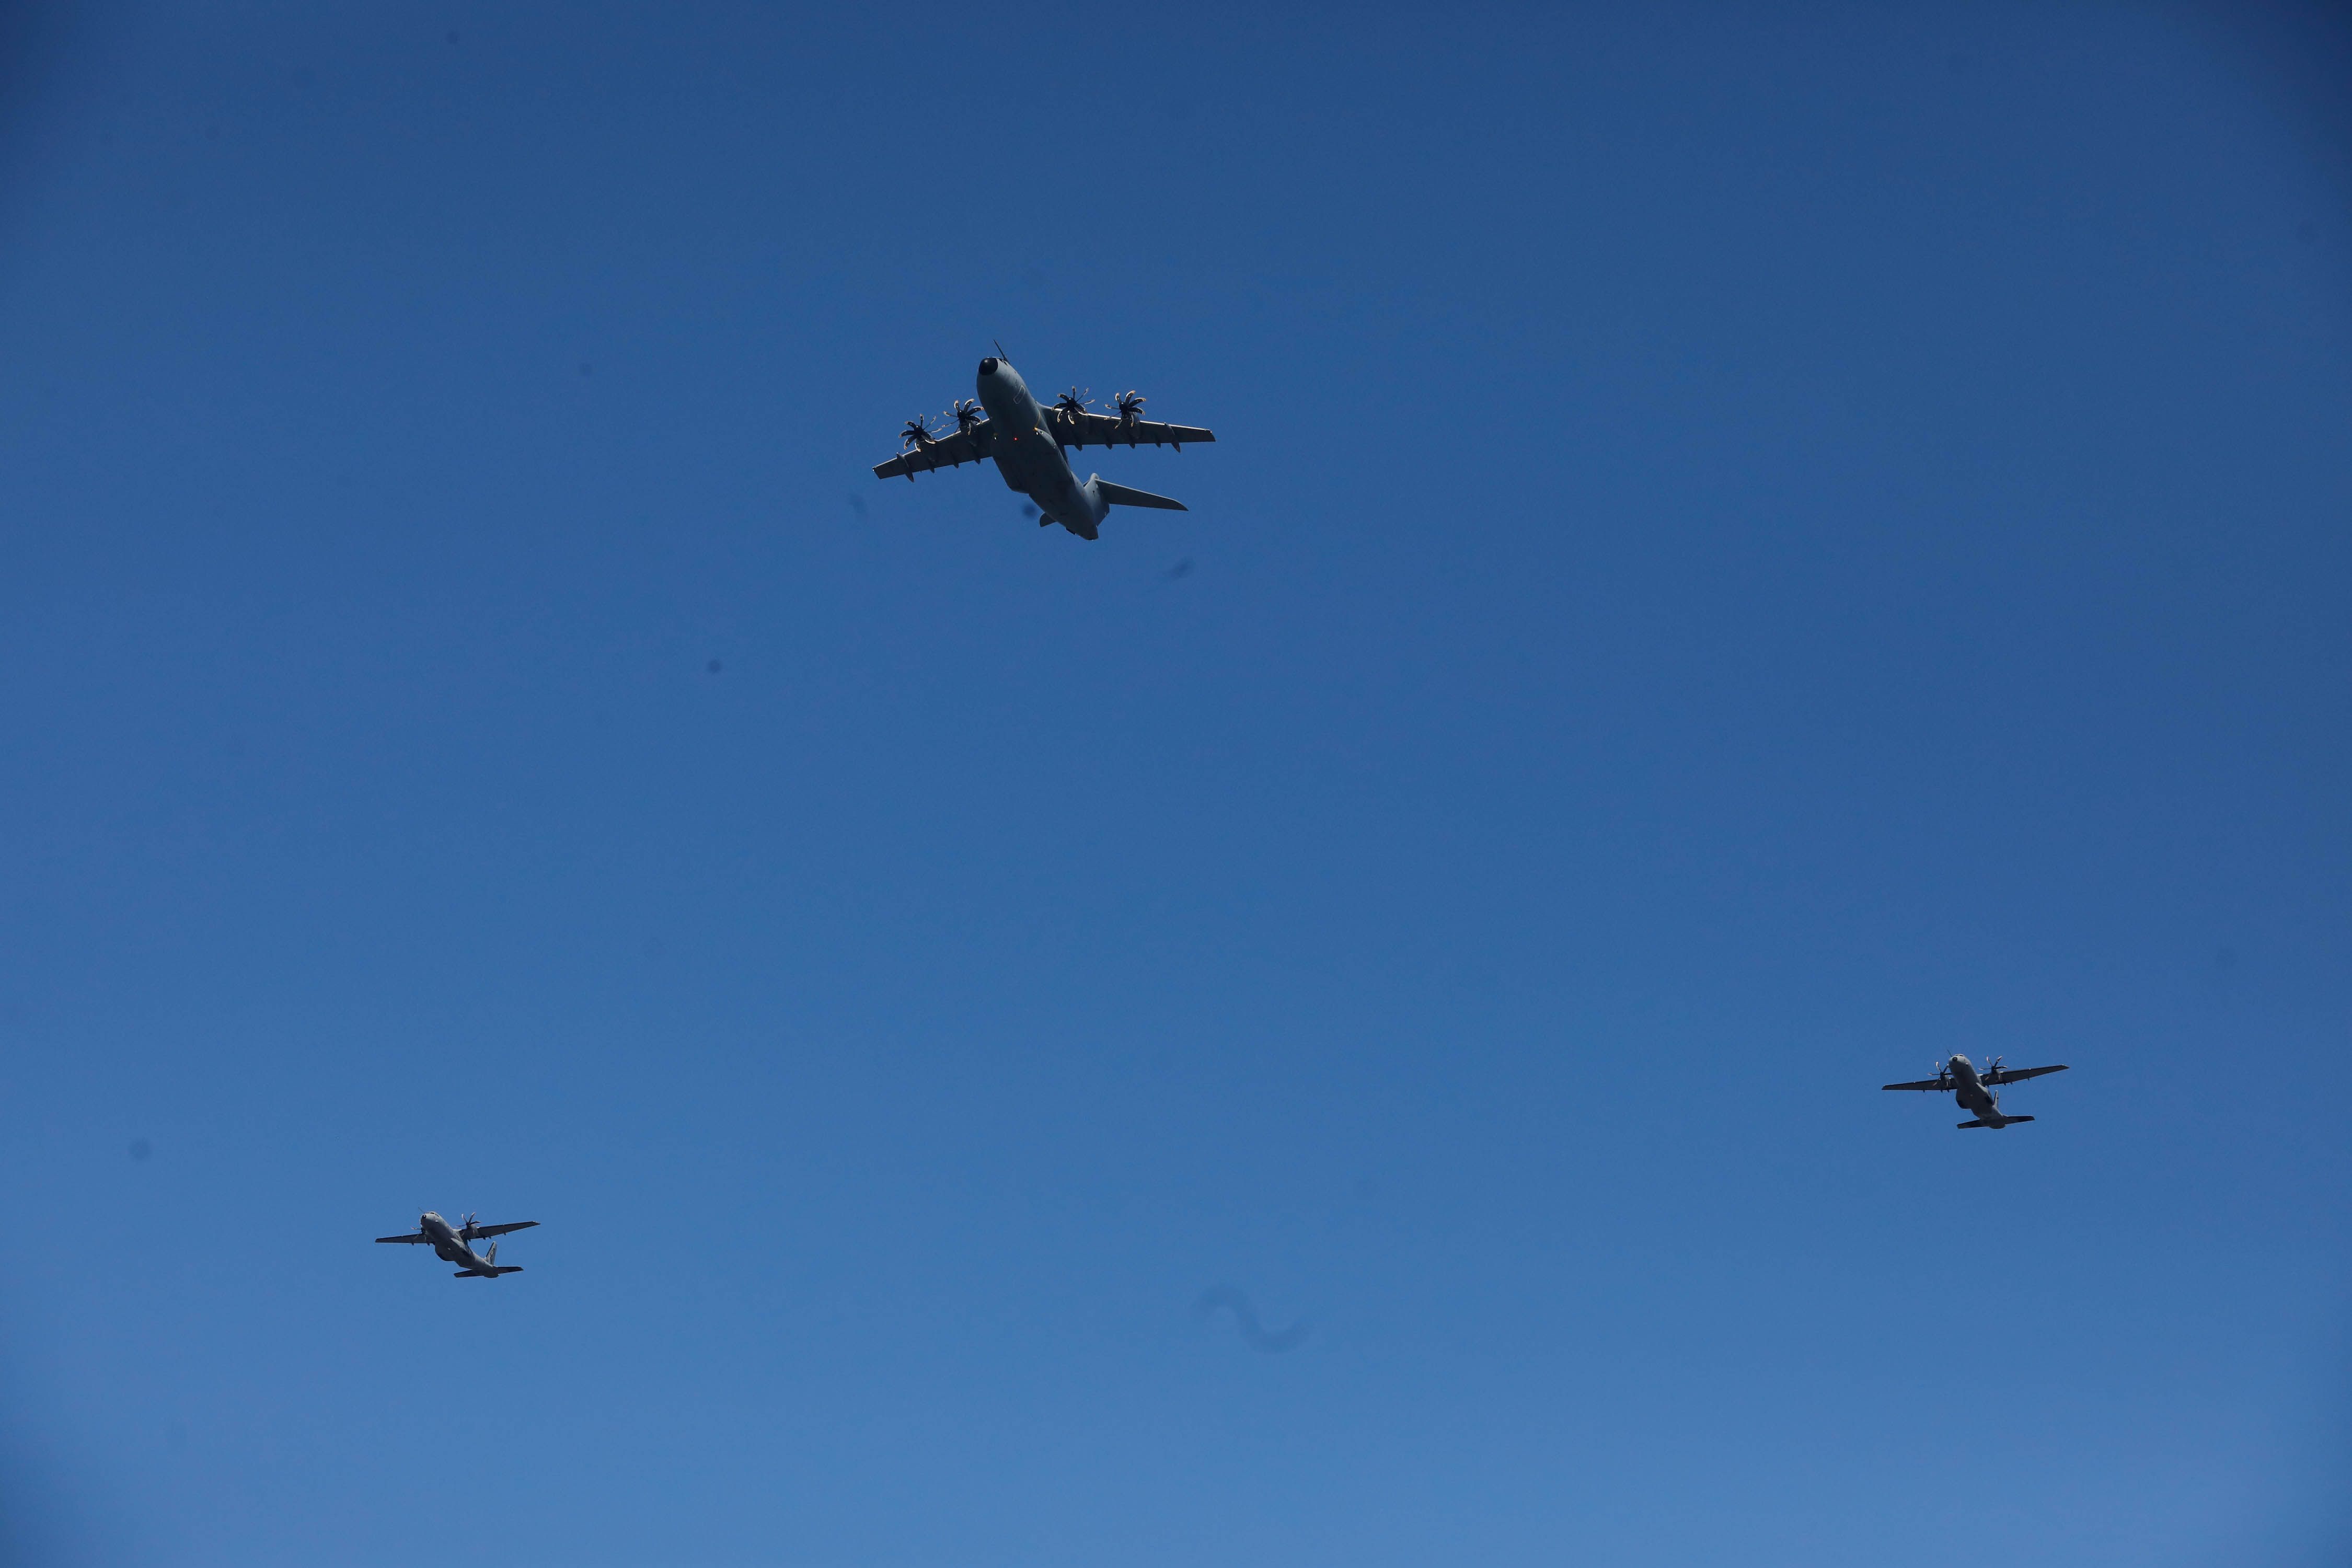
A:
[
  {"left": 873, "top": 352, "right": 1214, "bottom": 539},
  {"left": 1883, "top": 1055, "right": 2069, "bottom": 1129},
  {"left": 375, "top": 1210, "right": 538, "bottom": 1278}
]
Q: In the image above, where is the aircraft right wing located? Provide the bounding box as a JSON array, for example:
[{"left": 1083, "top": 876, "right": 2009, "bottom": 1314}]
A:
[
  {"left": 873, "top": 423, "right": 992, "bottom": 481},
  {"left": 1881, "top": 1078, "right": 1952, "bottom": 1092},
  {"left": 465, "top": 1220, "right": 540, "bottom": 1240},
  {"left": 374, "top": 1231, "right": 430, "bottom": 1244},
  {"left": 1053, "top": 410, "right": 1215, "bottom": 451},
  {"left": 1982, "top": 1063, "right": 2069, "bottom": 1086}
]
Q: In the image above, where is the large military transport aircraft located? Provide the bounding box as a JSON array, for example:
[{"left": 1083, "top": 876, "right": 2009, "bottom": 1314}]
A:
[
  {"left": 1883, "top": 1055, "right": 2069, "bottom": 1128},
  {"left": 375, "top": 1210, "right": 538, "bottom": 1278},
  {"left": 874, "top": 353, "right": 1214, "bottom": 539}
]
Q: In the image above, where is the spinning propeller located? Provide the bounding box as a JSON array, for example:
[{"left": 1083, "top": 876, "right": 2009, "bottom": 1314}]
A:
[
  {"left": 1113, "top": 390, "right": 1146, "bottom": 424},
  {"left": 950, "top": 398, "right": 984, "bottom": 435},
  {"left": 1053, "top": 387, "right": 1092, "bottom": 422},
  {"left": 901, "top": 416, "right": 937, "bottom": 451}
]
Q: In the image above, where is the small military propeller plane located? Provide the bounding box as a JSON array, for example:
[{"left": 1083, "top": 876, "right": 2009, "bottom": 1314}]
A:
[
  {"left": 873, "top": 352, "right": 1215, "bottom": 539},
  {"left": 375, "top": 1209, "right": 538, "bottom": 1278},
  {"left": 1883, "top": 1055, "right": 2070, "bottom": 1129}
]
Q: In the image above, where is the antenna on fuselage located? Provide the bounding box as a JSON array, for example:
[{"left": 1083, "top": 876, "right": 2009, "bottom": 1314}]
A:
[{"left": 993, "top": 338, "right": 1008, "bottom": 361}]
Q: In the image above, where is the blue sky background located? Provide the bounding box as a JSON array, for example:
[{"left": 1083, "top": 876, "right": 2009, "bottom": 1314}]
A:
[{"left": 1, "top": 4, "right": 2347, "bottom": 1564}]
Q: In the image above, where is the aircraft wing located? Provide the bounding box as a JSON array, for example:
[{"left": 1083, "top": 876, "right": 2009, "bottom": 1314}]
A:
[
  {"left": 374, "top": 1231, "right": 430, "bottom": 1244},
  {"left": 1055, "top": 411, "right": 1215, "bottom": 451},
  {"left": 874, "top": 424, "right": 991, "bottom": 481},
  {"left": 1983, "top": 1063, "right": 2069, "bottom": 1086},
  {"left": 467, "top": 1220, "right": 539, "bottom": 1239},
  {"left": 1881, "top": 1078, "right": 1951, "bottom": 1092}
]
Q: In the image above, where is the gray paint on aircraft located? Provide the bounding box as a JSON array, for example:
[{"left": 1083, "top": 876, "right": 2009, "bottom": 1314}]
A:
[
  {"left": 1882, "top": 1055, "right": 2069, "bottom": 1128},
  {"left": 874, "top": 355, "right": 1214, "bottom": 539}
]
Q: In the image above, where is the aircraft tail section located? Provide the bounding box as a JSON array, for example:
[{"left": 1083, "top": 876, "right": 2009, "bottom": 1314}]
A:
[
  {"left": 456, "top": 1241, "right": 525, "bottom": 1277},
  {"left": 1091, "top": 478, "right": 1187, "bottom": 511},
  {"left": 1956, "top": 1116, "right": 2034, "bottom": 1128}
]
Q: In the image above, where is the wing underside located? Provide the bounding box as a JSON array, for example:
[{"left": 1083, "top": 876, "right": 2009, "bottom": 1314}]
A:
[
  {"left": 1054, "top": 411, "right": 1214, "bottom": 451},
  {"left": 466, "top": 1220, "right": 539, "bottom": 1239},
  {"left": 1880, "top": 1079, "right": 1951, "bottom": 1092},
  {"left": 874, "top": 424, "right": 990, "bottom": 481},
  {"left": 1984, "top": 1064, "right": 2068, "bottom": 1086},
  {"left": 374, "top": 1232, "right": 429, "bottom": 1244}
]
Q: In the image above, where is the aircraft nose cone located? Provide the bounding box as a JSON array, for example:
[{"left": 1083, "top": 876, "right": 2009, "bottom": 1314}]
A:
[{"left": 978, "top": 356, "right": 999, "bottom": 376}]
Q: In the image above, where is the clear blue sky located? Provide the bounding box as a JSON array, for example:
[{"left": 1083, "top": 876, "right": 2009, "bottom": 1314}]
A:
[{"left": 1, "top": 5, "right": 2347, "bottom": 1565}]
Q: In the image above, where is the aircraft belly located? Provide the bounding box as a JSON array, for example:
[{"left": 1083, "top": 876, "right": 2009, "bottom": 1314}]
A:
[
  {"left": 994, "top": 443, "right": 1078, "bottom": 511},
  {"left": 991, "top": 433, "right": 1054, "bottom": 491}
]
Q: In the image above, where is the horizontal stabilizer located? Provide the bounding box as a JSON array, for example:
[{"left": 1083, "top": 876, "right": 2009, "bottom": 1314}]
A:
[
  {"left": 1956, "top": 1116, "right": 2034, "bottom": 1129},
  {"left": 1093, "top": 479, "right": 1187, "bottom": 511},
  {"left": 1957, "top": 1120, "right": 1990, "bottom": 1128},
  {"left": 454, "top": 1267, "right": 525, "bottom": 1277}
]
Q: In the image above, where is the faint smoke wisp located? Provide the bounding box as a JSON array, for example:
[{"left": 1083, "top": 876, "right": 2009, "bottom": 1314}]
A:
[{"left": 1194, "top": 1286, "right": 1310, "bottom": 1353}]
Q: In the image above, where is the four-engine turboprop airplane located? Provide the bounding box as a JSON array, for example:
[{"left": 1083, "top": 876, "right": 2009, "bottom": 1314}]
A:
[
  {"left": 1882, "top": 1054, "right": 2069, "bottom": 1128},
  {"left": 873, "top": 354, "right": 1214, "bottom": 539},
  {"left": 375, "top": 1210, "right": 538, "bottom": 1278}
]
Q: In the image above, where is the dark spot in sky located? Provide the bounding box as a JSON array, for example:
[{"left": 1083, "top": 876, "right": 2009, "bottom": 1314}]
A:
[
  {"left": 644, "top": 937, "right": 667, "bottom": 959},
  {"left": 847, "top": 493, "right": 868, "bottom": 519},
  {"left": 446, "top": 30, "right": 460, "bottom": 44},
  {"left": 579, "top": 361, "right": 593, "bottom": 376},
  {"left": 1163, "top": 557, "right": 1194, "bottom": 580},
  {"left": 1021, "top": 502, "right": 1039, "bottom": 519},
  {"left": 706, "top": 659, "right": 723, "bottom": 674},
  {"left": 1195, "top": 1286, "right": 1310, "bottom": 1353},
  {"left": 2217, "top": 946, "right": 2239, "bottom": 969},
  {"left": 129, "top": 1139, "right": 151, "bottom": 1162}
]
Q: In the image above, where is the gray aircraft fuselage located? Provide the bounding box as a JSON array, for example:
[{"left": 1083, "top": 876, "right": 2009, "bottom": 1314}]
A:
[
  {"left": 416, "top": 1211, "right": 516, "bottom": 1278},
  {"left": 975, "top": 356, "right": 1111, "bottom": 539},
  {"left": 1943, "top": 1055, "right": 2023, "bottom": 1127}
]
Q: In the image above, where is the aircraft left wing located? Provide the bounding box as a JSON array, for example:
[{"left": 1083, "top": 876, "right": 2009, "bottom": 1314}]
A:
[
  {"left": 465, "top": 1220, "right": 540, "bottom": 1240},
  {"left": 1881, "top": 1077, "right": 1952, "bottom": 1092},
  {"left": 1053, "top": 410, "right": 1215, "bottom": 451},
  {"left": 1982, "top": 1063, "right": 2068, "bottom": 1086},
  {"left": 874, "top": 424, "right": 992, "bottom": 481},
  {"left": 374, "top": 1231, "right": 430, "bottom": 1244}
]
